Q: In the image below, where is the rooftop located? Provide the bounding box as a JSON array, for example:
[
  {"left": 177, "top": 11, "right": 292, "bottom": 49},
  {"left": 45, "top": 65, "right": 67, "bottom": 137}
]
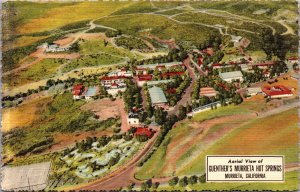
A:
[
  {"left": 147, "top": 79, "right": 174, "bottom": 86},
  {"left": 247, "top": 87, "right": 262, "bottom": 94},
  {"left": 136, "top": 62, "right": 182, "bottom": 69},
  {"left": 134, "top": 128, "right": 152, "bottom": 138},
  {"left": 85, "top": 86, "right": 98, "bottom": 97},
  {"left": 148, "top": 86, "right": 167, "bottom": 104},
  {"left": 262, "top": 85, "right": 292, "bottom": 96},
  {"left": 219, "top": 71, "right": 243, "bottom": 80}
]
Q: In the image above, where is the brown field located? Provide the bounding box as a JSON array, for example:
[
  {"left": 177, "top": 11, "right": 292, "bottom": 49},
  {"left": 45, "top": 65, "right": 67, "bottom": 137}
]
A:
[
  {"left": 3, "top": 36, "right": 49, "bottom": 51},
  {"left": 71, "top": 33, "right": 108, "bottom": 40},
  {"left": 17, "top": 2, "right": 132, "bottom": 34},
  {"left": 2, "top": 96, "right": 51, "bottom": 132},
  {"left": 53, "top": 37, "right": 75, "bottom": 47},
  {"left": 80, "top": 98, "right": 121, "bottom": 121}
]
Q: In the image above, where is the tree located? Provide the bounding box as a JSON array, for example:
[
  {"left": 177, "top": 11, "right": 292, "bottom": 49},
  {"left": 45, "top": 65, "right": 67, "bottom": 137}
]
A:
[
  {"left": 199, "top": 174, "right": 206, "bottom": 183},
  {"left": 152, "top": 182, "right": 160, "bottom": 189},
  {"left": 127, "top": 183, "right": 135, "bottom": 191},
  {"left": 141, "top": 182, "right": 148, "bottom": 191},
  {"left": 232, "top": 93, "right": 243, "bottom": 105},
  {"left": 146, "top": 179, "right": 152, "bottom": 188},
  {"left": 260, "top": 28, "right": 274, "bottom": 60},
  {"left": 154, "top": 107, "right": 167, "bottom": 125},
  {"left": 188, "top": 175, "right": 198, "bottom": 185},
  {"left": 178, "top": 105, "right": 187, "bottom": 120},
  {"left": 46, "top": 79, "right": 56, "bottom": 87},
  {"left": 179, "top": 176, "right": 188, "bottom": 187},
  {"left": 168, "top": 176, "right": 179, "bottom": 186}
]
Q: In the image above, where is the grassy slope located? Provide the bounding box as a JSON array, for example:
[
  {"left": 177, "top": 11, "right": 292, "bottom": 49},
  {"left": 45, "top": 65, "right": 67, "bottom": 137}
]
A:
[
  {"left": 136, "top": 106, "right": 298, "bottom": 187},
  {"left": 79, "top": 39, "right": 135, "bottom": 59},
  {"left": 178, "top": 108, "right": 298, "bottom": 176},
  {"left": 3, "top": 58, "right": 64, "bottom": 87},
  {"left": 95, "top": 14, "right": 215, "bottom": 45},
  {"left": 190, "top": 1, "right": 297, "bottom": 20},
  {"left": 111, "top": 1, "right": 158, "bottom": 15},
  {"left": 135, "top": 105, "right": 251, "bottom": 179}
]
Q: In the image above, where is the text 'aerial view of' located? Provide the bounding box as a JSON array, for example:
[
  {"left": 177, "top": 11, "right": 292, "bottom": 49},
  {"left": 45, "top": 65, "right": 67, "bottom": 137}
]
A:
[{"left": 1, "top": 0, "right": 299, "bottom": 191}]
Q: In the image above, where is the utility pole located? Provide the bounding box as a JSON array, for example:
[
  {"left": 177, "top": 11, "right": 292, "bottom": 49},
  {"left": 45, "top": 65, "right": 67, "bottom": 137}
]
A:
[{"left": 27, "top": 176, "right": 31, "bottom": 191}]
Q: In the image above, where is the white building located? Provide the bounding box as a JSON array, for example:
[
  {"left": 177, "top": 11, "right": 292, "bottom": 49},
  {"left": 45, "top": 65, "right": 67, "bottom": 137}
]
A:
[
  {"left": 219, "top": 71, "right": 244, "bottom": 82},
  {"left": 247, "top": 87, "right": 263, "bottom": 96},
  {"left": 108, "top": 69, "right": 133, "bottom": 77},
  {"left": 106, "top": 86, "right": 127, "bottom": 97},
  {"left": 127, "top": 112, "right": 140, "bottom": 125},
  {"left": 42, "top": 43, "right": 70, "bottom": 52}
]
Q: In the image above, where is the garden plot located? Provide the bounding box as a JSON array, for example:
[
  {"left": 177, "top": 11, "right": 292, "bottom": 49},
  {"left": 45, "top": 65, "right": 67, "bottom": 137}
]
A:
[{"left": 60, "top": 138, "right": 141, "bottom": 179}]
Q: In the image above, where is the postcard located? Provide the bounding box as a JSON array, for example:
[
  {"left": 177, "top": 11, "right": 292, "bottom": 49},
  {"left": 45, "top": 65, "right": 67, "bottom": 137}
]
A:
[{"left": 1, "top": 0, "right": 299, "bottom": 191}]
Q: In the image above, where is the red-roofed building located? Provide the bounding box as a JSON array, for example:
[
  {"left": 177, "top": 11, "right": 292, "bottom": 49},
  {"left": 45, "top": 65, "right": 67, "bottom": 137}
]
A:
[
  {"left": 101, "top": 76, "right": 127, "bottom": 87},
  {"left": 262, "top": 85, "right": 293, "bottom": 98},
  {"left": 250, "top": 61, "right": 274, "bottom": 69},
  {"left": 137, "top": 74, "right": 153, "bottom": 87},
  {"left": 134, "top": 127, "right": 153, "bottom": 138},
  {"left": 73, "top": 84, "right": 84, "bottom": 100}
]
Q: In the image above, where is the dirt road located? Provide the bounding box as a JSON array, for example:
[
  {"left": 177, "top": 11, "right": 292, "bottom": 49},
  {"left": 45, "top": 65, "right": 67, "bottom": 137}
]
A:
[{"left": 168, "top": 57, "right": 196, "bottom": 116}]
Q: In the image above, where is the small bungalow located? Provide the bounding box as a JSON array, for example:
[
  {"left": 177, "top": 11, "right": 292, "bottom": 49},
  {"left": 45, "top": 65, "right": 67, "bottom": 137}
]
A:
[
  {"left": 73, "top": 84, "right": 84, "bottom": 100},
  {"left": 247, "top": 87, "right": 263, "bottom": 96},
  {"left": 134, "top": 127, "right": 152, "bottom": 138},
  {"left": 127, "top": 112, "right": 140, "bottom": 125}
]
